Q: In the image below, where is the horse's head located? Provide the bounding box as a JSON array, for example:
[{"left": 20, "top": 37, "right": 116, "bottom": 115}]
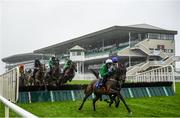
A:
[
  {"left": 112, "top": 62, "right": 127, "bottom": 82},
  {"left": 70, "top": 62, "right": 77, "bottom": 72},
  {"left": 50, "top": 61, "right": 60, "bottom": 77},
  {"left": 38, "top": 64, "right": 43, "bottom": 71}
]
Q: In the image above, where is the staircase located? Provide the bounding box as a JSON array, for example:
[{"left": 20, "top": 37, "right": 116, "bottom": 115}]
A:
[
  {"left": 131, "top": 42, "right": 152, "bottom": 55},
  {"left": 130, "top": 39, "right": 168, "bottom": 59},
  {"left": 127, "top": 62, "right": 146, "bottom": 75},
  {"left": 127, "top": 56, "right": 175, "bottom": 75}
]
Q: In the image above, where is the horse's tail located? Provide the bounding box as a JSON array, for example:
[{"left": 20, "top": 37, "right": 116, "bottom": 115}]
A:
[{"left": 89, "top": 69, "right": 99, "bottom": 79}]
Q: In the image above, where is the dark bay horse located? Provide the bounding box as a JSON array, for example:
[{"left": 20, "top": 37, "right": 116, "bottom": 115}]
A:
[
  {"left": 34, "top": 64, "right": 46, "bottom": 86},
  {"left": 59, "top": 62, "right": 77, "bottom": 85},
  {"left": 105, "top": 62, "right": 127, "bottom": 107},
  {"left": 78, "top": 62, "right": 131, "bottom": 114},
  {"left": 45, "top": 60, "right": 61, "bottom": 86}
]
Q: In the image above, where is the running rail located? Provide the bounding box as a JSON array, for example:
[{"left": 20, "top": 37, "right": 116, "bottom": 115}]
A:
[
  {"left": 0, "top": 95, "right": 38, "bottom": 118},
  {"left": 0, "top": 67, "right": 19, "bottom": 102},
  {"left": 126, "top": 65, "right": 176, "bottom": 92}
]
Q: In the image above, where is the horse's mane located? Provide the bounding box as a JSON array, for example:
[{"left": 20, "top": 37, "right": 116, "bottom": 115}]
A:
[{"left": 89, "top": 69, "right": 99, "bottom": 79}]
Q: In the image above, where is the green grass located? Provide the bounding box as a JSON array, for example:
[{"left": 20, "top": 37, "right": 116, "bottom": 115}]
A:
[
  {"left": 1, "top": 83, "right": 180, "bottom": 117},
  {"left": 66, "top": 80, "right": 91, "bottom": 85}
]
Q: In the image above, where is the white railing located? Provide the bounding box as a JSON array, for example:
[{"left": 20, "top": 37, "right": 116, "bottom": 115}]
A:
[
  {"left": 74, "top": 73, "right": 95, "bottom": 80},
  {"left": 126, "top": 65, "right": 175, "bottom": 92},
  {"left": 0, "top": 67, "right": 19, "bottom": 103},
  {"left": 0, "top": 95, "right": 38, "bottom": 118},
  {"left": 158, "top": 51, "right": 168, "bottom": 59},
  {"left": 137, "top": 43, "right": 152, "bottom": 54},
  {"left": 163, "top": 56, "right": 174, "bottom": 65},
  {"left": 127, "top": 62, "right": 148, "bottom": 75},
  {"left": 139, "top": 61, "right": 150, "bottom": 70}
]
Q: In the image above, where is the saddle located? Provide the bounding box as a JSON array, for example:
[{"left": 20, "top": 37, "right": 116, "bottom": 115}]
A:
[{"left": 95, "top": 80, "right": 107, "bottom": 91}]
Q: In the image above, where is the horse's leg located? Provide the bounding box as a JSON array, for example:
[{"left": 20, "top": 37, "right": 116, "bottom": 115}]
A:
[
  {"left": 78, "top": 93, "right": 91, "bottom": 110},
  {"left": 28, "top": 76, "right": 30, "bottom": 86},
  {"left": 117, "top": 93, "right": 132, "bottom": 114},
  {"left": 108, "top": 94, "right": 115, "bottom": 107},
  {"left": 60, "top": 75, "right": 64, "bottom": 85},
  {"left": 93, "top": 94, "right": 100, "bottom": 111},
  {"left": 115, "top": 95, "right": 120, "bottom": 108}
]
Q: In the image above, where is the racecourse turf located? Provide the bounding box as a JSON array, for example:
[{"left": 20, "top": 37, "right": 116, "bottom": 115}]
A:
[
  {"left": 0, "top": 82, "right": 180, "bottom": 117},
  {"left": 67, "top": 80, "right": 91, "bottom": 84}
]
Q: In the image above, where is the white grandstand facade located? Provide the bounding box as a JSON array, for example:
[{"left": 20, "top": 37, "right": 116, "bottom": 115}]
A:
[{"left": 1, "top": 24, "right": 178, "bottom": 76}]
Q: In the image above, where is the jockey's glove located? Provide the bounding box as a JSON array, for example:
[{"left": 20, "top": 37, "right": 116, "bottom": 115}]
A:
[{"left": 108, "top": 71, "right": 113, "bottom": 77}]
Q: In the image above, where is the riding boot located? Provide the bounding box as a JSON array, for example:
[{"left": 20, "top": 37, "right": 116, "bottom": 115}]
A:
[
  {"left": 96, "top": 79, "right": 102, "bottom": 89},
  {"left": 99, "top": 79, "right": 103, "bottom": 86}
]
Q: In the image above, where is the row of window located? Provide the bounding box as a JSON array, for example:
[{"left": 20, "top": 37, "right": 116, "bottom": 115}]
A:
[
  {"left": 130, "top": 33, "right": 174, "bottom": 41},
  {"left": 148, "top": 33, "right": 174, "bottom": 40},
  {"left": 149, "top": 48, "right": 173, "bottom": 53},
  {"left": 71, "top": 51, "right": 83, "bottom": 56}
]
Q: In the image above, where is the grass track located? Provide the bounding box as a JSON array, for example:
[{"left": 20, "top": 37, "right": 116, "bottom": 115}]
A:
[
  {"left": 0, "top": 82, "right": 180, "bottom": 117},
  {"left": 66, "top": 80, "right": 91, "bottom": 85}
]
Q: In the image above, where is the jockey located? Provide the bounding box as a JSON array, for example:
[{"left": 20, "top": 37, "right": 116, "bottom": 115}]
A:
[
  {"left": 98, "top": 59, "right": 113, "bottom": 87},
  {"left": 32, "top": 59, "right": 41, "bottom": 78},
  {"left": 19, "top": 64, "right": 24, "bottom": 75},
  {"left": 63, "top": 59, "right": 73, "bottom": 75},
  {"left": 48, "top": 56, "right": 56, "bottom": 76},
  {"left": 112, "top": 57, "right": 119, "bottom": 66},
  {"left": 109, "top": 56, "right": 119, "bottom": 72}
]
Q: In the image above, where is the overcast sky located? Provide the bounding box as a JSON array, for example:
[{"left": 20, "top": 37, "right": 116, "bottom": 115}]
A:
[{"left": 0, "top": 0, "right": 180, "bottom": 74}]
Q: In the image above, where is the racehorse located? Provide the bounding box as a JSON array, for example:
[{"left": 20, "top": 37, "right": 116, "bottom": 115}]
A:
[
  {"left": 59, "top": 62, "right": 77, "bottom": 85},
  {"left": 78, "top": 62, "right": 131, "bottom": 114},
  {"left": 24, "top": 69, "right": 34, "bottom": 86},
  {"left": 19, "top": 72, "right": 26, "bottom": 87},
  {"left": 34, "top": 64, "right": 45, "bottom": 86},
  {"left": 104, "top": 62, "right": 127, "bottom": 107},
  {"left": 89, "top": 62, "right": 127, "bottom": 108},
  {"left": 45, "top": 60, "right": 62, "bottom": 86}
]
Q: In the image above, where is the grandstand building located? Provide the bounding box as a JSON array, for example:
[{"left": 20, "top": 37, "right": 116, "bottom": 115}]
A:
[{"left": 2, "top": 24, "right": 178, "bottom": 76}]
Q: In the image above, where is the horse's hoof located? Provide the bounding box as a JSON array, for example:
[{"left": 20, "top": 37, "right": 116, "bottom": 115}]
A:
[
  {"left": 115, "top": 104, "right": 119, "bottom": 108},
  {"left": 128, "top": 112, "right": 132, "bottom": 116}
]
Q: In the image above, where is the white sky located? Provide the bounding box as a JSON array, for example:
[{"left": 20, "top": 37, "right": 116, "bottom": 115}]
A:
[{"left": 0, "top": 0, "right": 180, "bottom": 74}]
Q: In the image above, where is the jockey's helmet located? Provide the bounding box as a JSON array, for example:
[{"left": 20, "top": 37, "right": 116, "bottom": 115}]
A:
[
  {"left": 112, "top": 57, "right": 118, "bottom": 63},
  {"left": 52, "top": 56, "right": 55, "bottom": 61},
  {"left": 67, "top": 59, "right": 72, "bottom": 64},
  {"left": 105, "top": 59, "right": 113, "bottom": 64}
]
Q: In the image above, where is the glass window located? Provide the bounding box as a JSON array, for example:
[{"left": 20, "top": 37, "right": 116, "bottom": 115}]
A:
[
  {"left": 163, "top": 49, "right": 167, "bottom": 53},
  {"left": 71, "top": 52, "right": 76, "bottom": 56},
  {"left": 149, "top": 48, "right": 154, "bottom": 50},
  {"left": 157, "top": 45, "right": 165, "bottom": 50},
  {"left": 77, "top": 51, "right": 81, "bottom": 56},
  {"left": 169, "top": 35, "right": 174, "bottom": 40},
  {"left": 170, "top": 49, "right": 173, "bottom": 53},
  {"left": 149, "top": 33, "right": 159, "bottom": 39},
  {"left": 160, "top": 34, "right": 169, "bottom": 40}
]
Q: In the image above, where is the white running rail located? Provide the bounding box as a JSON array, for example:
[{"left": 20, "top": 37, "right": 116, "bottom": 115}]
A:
[
  {"left": 0, "top": 95, "right": 38, "bottom": 118},
  {"left": 0, "top": 67, "right": 19, "bottom": 102},
  {"left": 126, "top": 65, "right": 175, "bottom": 92},
  {"left": 74, "top": 73, "right": 95, "bottom": 80}
]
